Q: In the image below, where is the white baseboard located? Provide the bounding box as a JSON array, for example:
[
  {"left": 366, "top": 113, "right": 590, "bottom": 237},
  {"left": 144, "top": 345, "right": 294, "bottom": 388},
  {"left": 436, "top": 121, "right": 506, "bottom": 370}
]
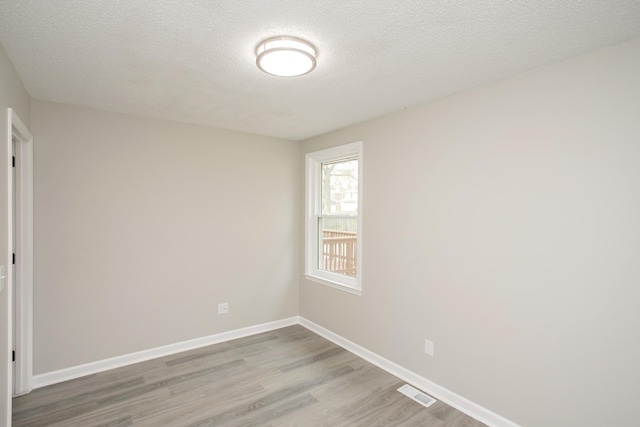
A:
[
  {"left": 32, "top": 315, "right": 517, "bottom": 427},
  {"left": 32, "top": 317, "right": 299, "bottom": 389},
  {"left": 298, "top": 317, "right": 520, "bottom": 427}
]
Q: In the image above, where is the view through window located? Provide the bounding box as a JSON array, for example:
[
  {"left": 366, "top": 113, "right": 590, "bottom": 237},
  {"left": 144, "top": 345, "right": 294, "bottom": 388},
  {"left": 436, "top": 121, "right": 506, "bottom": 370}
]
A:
[{"left": 319, "top": 158, "right": 358, "bottom": 276}]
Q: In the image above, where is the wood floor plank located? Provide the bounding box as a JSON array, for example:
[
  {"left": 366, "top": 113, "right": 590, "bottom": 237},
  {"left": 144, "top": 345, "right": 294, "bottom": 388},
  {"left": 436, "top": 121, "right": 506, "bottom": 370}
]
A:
[
  {"left": 47, "top": 388, "right": 168, "bottom": 427},
  {"left": 13, "top": 325, "right": 488, "bottom": 427}
]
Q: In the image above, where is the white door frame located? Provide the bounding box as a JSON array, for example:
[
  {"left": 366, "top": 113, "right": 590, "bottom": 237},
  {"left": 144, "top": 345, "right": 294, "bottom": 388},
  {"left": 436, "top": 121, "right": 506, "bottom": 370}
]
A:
[{"left": 6, "top": 108, "right": 33, "bottom": 396}]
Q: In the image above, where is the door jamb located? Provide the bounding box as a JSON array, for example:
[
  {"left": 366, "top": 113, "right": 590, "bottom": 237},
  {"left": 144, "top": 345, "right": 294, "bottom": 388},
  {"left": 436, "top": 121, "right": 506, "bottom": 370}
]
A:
[{"left": 7, "top": 108, "right": 33, "bottom": 397}]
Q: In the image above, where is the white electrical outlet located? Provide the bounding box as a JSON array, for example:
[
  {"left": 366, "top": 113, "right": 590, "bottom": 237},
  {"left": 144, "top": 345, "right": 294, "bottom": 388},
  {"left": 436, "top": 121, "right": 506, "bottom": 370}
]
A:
[
  {"left": 218, "top": 302, "right": 229, "bottom": 314},
  {"left": 424, "top": 339, "right": 434, "bottom": 356}
]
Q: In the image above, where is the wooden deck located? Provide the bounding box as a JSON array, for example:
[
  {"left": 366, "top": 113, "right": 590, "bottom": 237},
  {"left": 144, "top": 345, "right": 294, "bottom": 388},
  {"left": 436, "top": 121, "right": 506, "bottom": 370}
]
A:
[{"left": 322, "top": 230, "right": 357, "bottom": 276}]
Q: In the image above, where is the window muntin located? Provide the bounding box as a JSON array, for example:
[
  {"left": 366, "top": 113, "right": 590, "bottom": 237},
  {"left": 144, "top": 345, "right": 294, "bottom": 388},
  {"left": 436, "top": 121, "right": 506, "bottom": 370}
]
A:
[{"left": 305, "top": 142, "right": 362, "bottom": 294}]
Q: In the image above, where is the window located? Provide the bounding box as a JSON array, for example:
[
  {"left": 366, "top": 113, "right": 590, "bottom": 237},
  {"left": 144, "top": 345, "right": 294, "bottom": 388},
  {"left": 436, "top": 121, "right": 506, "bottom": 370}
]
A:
[{"left": 305, "top": 142, "right": 362, "bottom": 294}]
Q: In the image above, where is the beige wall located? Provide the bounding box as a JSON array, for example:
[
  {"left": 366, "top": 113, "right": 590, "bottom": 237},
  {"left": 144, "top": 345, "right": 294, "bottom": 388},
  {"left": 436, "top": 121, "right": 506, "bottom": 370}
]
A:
[
  {"left": 300, "top": 37, "right": 640, "bottom": 427},
  {"left": 31, "top": 101, "right": 300, "bottom": 374},
  {"left": 0, "top": 42, "right": 31, "bottom": 424}
]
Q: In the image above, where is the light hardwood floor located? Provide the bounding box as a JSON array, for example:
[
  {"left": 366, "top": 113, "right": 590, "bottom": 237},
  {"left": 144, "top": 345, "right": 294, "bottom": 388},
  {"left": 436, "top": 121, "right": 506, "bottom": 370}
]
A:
[{"left": 13, "top": 326, "right": 488, "bottom": 426}]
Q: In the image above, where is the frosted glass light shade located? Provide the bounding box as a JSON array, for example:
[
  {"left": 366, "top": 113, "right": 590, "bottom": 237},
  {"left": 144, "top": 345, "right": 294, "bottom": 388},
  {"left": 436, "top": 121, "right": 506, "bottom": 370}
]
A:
[{"left": 256, "top": 37, "right": 317, "bottom": 77}]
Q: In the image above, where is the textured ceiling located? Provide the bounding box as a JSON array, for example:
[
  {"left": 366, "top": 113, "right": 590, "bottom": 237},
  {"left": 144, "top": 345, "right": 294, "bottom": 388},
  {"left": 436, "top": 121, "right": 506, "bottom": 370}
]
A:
[{"left": 1, "top": 1, "right": 640, "bottom": 140}]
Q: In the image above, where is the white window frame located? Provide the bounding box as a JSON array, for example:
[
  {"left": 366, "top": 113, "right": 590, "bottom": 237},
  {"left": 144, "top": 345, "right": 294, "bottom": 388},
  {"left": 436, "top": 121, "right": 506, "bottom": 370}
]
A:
[{"left": 305, "top": 141, "right": 362, "bottom": 295}]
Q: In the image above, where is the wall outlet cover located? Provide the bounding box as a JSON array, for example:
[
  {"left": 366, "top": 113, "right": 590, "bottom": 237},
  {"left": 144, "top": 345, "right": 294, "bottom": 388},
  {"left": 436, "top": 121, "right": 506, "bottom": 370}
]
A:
[
  {"left": 218, "top": 303, "right": 229, "bottom": 314},
  {"left": 424, "top": 339, "right": 434, "bottom": 356}
]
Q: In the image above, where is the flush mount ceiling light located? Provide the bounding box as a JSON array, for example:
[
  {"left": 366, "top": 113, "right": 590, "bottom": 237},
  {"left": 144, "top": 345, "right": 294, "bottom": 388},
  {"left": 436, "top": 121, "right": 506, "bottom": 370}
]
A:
[{"left": 256, "top": 36, "right": 317, "bottom": 77}]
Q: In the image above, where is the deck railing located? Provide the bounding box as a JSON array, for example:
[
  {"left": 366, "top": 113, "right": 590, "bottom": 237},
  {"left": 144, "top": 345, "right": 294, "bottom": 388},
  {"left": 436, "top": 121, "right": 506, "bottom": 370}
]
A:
[{"left": 322, "top": 230, "right": 357, "bottom": 276}]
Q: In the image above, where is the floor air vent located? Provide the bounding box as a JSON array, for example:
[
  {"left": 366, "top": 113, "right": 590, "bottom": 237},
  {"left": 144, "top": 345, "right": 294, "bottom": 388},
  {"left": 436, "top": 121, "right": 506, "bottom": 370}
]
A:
[{"left": 397, "top": 384, "right": 437, "bottom": 408}]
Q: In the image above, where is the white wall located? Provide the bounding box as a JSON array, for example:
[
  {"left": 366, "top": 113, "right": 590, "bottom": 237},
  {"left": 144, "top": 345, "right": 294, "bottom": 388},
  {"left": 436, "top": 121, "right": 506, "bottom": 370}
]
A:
[
  {"left": 0, "top": 41, "right": 31, "bottom": 424},
  {"left": 31, "top": 101, "right": 300, "bottom": 374},
  {"left": 300, "top": 37, "right": 640, "bottom": 427}
]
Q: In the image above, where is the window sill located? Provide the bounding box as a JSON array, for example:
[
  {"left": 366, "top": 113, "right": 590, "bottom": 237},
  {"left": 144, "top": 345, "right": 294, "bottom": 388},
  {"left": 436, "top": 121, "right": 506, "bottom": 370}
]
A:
[{"left": 303, "top": 274, "right": 362, "bottom": 296}]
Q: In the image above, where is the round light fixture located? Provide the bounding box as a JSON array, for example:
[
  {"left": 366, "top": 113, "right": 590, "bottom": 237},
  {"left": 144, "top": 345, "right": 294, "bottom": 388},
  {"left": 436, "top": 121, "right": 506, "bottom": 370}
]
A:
[{"left": 256, "top": 36, "right": 317, "bottom": 77}]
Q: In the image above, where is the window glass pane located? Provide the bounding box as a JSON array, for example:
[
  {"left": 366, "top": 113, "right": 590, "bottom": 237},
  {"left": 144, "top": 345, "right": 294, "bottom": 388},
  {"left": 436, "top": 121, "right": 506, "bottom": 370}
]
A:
[
  {"left": 321, "top": 158, "right": 358, "bottom": 215},
  {"left": 318, "top": 217, "right": 357, "bottom": 277}
]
